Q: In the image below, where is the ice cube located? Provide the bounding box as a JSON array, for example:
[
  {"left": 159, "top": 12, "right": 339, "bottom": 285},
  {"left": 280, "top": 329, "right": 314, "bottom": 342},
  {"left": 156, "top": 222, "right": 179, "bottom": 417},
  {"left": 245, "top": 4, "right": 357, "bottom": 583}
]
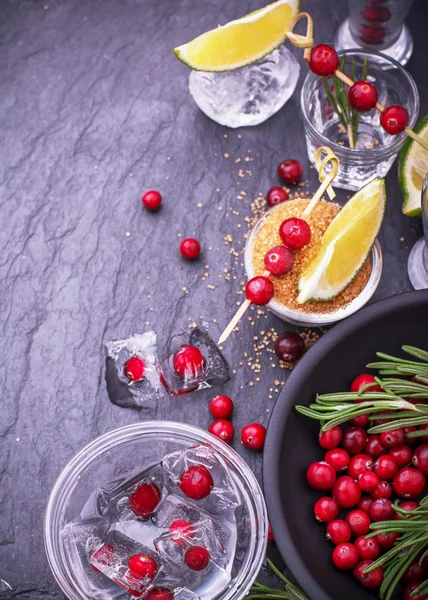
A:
[
  {"left": 188, "top": 45, "right": 300, "bottom": 128},
  {"left": 159, "top": 326, "right": 230, "bottom": 397},
  {"left": 105, "top": 331, "right": 162, "bottom": 408},
  {"left": 174, "top": 588, "right": 200, "bottom": 600}
]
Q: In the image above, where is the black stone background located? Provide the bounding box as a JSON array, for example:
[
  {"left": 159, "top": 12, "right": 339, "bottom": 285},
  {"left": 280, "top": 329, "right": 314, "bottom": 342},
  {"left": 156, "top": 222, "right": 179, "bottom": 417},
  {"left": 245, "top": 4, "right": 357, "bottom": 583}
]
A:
[{"left": 1, "top": 0, "right": 427, "bottom": 597}]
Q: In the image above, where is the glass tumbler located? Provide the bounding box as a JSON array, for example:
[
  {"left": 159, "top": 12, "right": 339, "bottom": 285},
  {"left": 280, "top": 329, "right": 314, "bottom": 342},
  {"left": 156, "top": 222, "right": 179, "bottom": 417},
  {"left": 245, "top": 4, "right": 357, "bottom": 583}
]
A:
[{"left": 408, "top": 173, "right": 428, "bottom": 290}]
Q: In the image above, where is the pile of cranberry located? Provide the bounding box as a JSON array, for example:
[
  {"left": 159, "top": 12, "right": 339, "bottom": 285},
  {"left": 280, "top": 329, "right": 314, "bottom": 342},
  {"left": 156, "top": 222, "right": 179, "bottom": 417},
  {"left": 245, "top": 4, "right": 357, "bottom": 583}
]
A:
[{"left": 306, "top": 373, "right": 427, "bottom": 597}]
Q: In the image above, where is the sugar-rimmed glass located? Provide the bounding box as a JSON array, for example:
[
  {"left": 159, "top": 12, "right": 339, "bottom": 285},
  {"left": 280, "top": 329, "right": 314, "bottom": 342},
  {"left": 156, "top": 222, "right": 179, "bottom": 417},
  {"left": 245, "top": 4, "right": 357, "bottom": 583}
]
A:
[{"left": 301, "top": 49, "right": 419, "bottom": 191}]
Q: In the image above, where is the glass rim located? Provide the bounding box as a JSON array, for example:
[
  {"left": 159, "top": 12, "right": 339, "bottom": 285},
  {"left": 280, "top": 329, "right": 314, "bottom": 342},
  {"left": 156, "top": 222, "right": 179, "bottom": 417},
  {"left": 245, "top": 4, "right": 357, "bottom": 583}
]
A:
[
  {"left": 44, "top": 421, "right": 267, "bottom": 600},
  {"left": 300, "top": 48, "right": 419, "bottom": 158}
]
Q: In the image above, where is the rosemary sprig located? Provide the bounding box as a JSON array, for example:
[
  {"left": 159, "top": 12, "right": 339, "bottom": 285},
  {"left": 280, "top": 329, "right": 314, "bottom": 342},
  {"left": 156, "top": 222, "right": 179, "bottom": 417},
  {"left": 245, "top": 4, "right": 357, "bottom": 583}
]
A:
[{"left": 248, "top": 559, "right": 310, "bottom": 600}]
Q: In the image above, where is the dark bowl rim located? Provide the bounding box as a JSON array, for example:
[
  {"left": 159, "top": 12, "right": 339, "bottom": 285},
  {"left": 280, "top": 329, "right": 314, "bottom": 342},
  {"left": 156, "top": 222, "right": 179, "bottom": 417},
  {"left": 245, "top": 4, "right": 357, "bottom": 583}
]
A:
[{"left": 263, "top": 289, "right": 428, "bottom": 600}]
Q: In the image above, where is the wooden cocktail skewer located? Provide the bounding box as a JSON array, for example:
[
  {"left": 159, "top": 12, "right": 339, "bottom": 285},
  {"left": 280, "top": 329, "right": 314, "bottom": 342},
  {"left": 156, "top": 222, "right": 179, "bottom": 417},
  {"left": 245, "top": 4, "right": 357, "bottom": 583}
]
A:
[
  {"left": 287, "top": 12, "right": 428, "bottom": 153},
  {"left": 218, "top": 146, "right": 339, "bottom": 345}
]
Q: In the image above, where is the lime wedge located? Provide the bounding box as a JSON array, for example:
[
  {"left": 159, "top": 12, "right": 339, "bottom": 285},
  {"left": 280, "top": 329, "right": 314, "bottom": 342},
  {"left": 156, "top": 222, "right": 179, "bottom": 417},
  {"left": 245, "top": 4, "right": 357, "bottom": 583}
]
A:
[
  {"left": 174, "top": 0, "right": 300, "bottom": 72},
  {"left": 399, "top": 115, "right": 428, "bottom": 217},
  {"left": 297, "top": 178, "right": 386, "bottom": 304}
]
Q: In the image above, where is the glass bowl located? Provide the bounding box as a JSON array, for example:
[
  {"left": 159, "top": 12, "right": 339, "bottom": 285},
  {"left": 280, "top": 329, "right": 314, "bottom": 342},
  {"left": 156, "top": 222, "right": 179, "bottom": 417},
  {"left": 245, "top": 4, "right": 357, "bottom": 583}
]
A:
[
  {"left": 44, "top": 421, "right": 267, "bottom": 600},
  {"left": 244, "top": 202, "right": 383, "bottom": 327}
]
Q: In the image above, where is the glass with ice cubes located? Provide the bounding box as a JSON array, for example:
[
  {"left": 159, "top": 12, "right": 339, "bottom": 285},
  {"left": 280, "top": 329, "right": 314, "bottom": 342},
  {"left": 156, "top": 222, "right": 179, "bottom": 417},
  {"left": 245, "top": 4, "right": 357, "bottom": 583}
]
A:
[{"left": 45, "top": 421, "right": 267, "bottom": 600}]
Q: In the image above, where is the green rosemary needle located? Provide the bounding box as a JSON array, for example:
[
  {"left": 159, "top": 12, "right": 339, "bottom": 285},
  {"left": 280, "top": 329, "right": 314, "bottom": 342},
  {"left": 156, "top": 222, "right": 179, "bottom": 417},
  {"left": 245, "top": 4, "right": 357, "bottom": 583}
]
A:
[{"left": 248, "top": 559, "right": 310, "bottom": 600}]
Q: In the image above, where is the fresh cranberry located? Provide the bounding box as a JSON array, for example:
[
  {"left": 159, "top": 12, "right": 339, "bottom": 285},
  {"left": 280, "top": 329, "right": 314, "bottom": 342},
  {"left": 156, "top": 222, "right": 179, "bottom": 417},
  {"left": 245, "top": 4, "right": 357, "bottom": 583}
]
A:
[
  {"left": 279, "top": 217, "right": 311, "bottom": 250},
  {"left": 351, "top": 374, "right": 381, "bottom": 393},
  {"left": 389, "top": 445, "right": 413, "bottom": 468},
  {"left": 342, "top": 427, "right": 367, "bottom": 455},
  {"left": 380, "top": 105, "right": 409, "bottom": 135},
  {"left": 169, "top": 519, "right": 194, "bottom": 547},
  {"left": 393, "top": 467, "right": 426, "bottom": 498},
  {"left": 124, "top": 356, "right": 146, "bottom": 382},
  {"left": 277, "top": 159, "right": 303, "bottom": 184},
  {"left": 145, "top": 588, "right": 174, "bottom": 600},
  {"left": 319, "top": 426, "right": 342, "bottom": 450},
  {"left": 351, "top": 414, "right": 370, "bottom": 427},
  {"left": 184, "top": 546, "right": 210, "bottom": 571},
  {"left": 307, "top": 461, "right": 336, "bottom": 490},
  {"left": 274, "top": 332, "right": 305, "bottom": 362},
  {"left": 332, "top": 543, "right": 360, "bottom": 570},
  {"left": 360, "top": 24, "right": 385, "bottom": 45},
  {"left": 405, "top": 426, "right": 418, "bottom": 445},
  {"left": 358, "top": 496, "right": 373, "bottom": 514},
  {"left": 371, "top": 481, "right": 393, "bottom": 499},
  {"left": 91, "top": 543, "right": 115, "bottom": 572},
  {"left": 413, "top": 443, "right": 428, "bottom": 474},
  {"left": 333, "top": 476, "right": 361, "bottom": 508},
  {"left": 359, "top": 471, "right": 380, "bottom": 493},
  {"left": 404, "top": 582, "right": 428, "bottom": 600},
  {"left": 420, "top": 424, "right": 428, "bottom": 442},
  {"left": 348, "top": 454, "right": 373, "bottom": 479},
  {"left": 353, "top": 560, "right": 384, "bottom": 588},
  {"left": 370, "top": 498, "right": 395, "bottom": 522},
  {"left": 402, "top": 561, "right": 427, "bottom": 584},
  {"left": 245, "top": 276, "right": 274, "bottom": 305},
  {"left": 208, "top": 419, "right": 234, "bottom": 443},
  {"left": 241, "top": 423, "right": 266, "bottom": 450},
  {"left": 142, "top": 190, "right": 162, "bottom": 211},
  {"left": 179, "top": 465, "right": 214, "bottom": 499},
  {"left": 325, "top": 448, "right": 350, "bottom": 471},
  {"left": 364, "top": 435, "right": 386, "bottom": 459},
  {"left": 129, "top": 483, "right": 161, "bottom": 518},
  {"left": 348, "top": 81, "right": 378, "bottom": 113},
  {"left": 374, "top": 455, "right": 398, "bottom": 479},
  {"left": 377, "top": 531, "right": 399, "bottom": 549},
  {"left": 355, "top": 536, "right": 380, "bottom": 560},
  {"left": 264, "top": 246, "right": 294, "bottom": 276},
  {"left": 209, "top": 395, "right": 233, "bottom": 419},
  {"left": 380, "top": 428, "right": 405, "bottom": 448},
  {"left": 362, "top": 5, "right": 391, "bottom": 22},
  {"left": 266, "top": 187, "right": 289, "bottom": 207},
  {"left": 173, "top": 345, "right": 205, "bottom": 378},
  {"left": 309, "top": 44, "right": 340, "bottom": 76},
  {"left": 398, "top": 500, "right": 419, "bottom": 517},
  {"left": 128, "top": 554, "right": 158, "bottom": 580},
  {"left": 326, "top": 520, "right": 351, "bottom": 544},
  {"left": 268, "top": 522, "right": 274, "bottom": 542},
  {"left": 179, "top": 237, "right": 201, "bottom": 260},
  {"left": 346, "top": 510, "right": 371, "bottom": 536},
  {"left": 314, "top": 496, "right": 339, "bottom": 522}
]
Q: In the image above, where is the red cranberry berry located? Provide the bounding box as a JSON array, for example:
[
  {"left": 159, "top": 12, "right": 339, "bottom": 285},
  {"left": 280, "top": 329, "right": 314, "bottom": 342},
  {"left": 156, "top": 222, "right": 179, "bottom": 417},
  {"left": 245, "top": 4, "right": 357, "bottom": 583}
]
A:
[
  {"left": 145, "top": 588, "right": 174, "bottom": 600},
  {"left": 358, "top": 496, "right": 373, "bottom": 514},
  {"left": 374, "top": 455, "right": 398, "bottom": 480},
  {"left": 380, "top": 105, "right": 409, "bottom": 135},
  {"left": 420, "top": 424, "right": 428, "bottom": 442},
  {"left": 360, "top": 25, "right": 385, "bottom": 45},
  {"left": 380, "top": 428, "right": 405, "bottom": 448},
  {"left": 389, "top": 445, "right": 413, "bottom": 468},
  {"left": 364, "top": 435, "right": 386, "bottom": 459},
  {"left": 173, "top": 345, "right": 205, "bottom": 378},
  {"left": 314, "top": 496, "right": 339, "bottom": 522},
  {"left": 325, "top": 448, "right": 350, "bottom": 471},
  {"left": 351, "top": 374, "right": 381, "bottom": 393},
  {"left": 359, "top": 471, "right": 380, "bottom": 493},
  {"left": 245, "top": 276, "right": 274, "bottom": 305},
  {"left": 274, "top": 332, "right": 305, "bottom": 362},
  {"left": 393, "top": 467, "right": 426, "bottom": 498},
  {"left": 353, "top": 560, "right": 384, "bottom": 588},
  {"left": 346, "top": 510, "right": 371, "bottom": 536},
  {"left": 377, "top": 531, "right": 399, "bottom": 549},
  {"left": 268, "top": 522, "right": 274, "bottom": 542},
  {"left": 351, "top": 413, "right": 370, "bottom": 427},
  {"left": 209, "top": 395, "right": 233, "bottom": 419},
  {"left": 169, "top": 519, "right": 194, "bottom": 547},
  {"left": 332, "top": 476, "right": 361, "bottom": 508},
  {"left": 362, "top": 6, "right": 391, "bottom": 23},
  {"left": 128, "top": 554, "right": 158, "bottom": 580},
  {"left": 129, "top": 483, "right": 161, "bottom": 518},
  {"left": 179, "top": 465, "right": 214, "bottom": 499},
  {"left": 279, "top": 217, "right": 311, "bottom": 250},
  {"left": 319, "top": 426, "right": 342, "bottom": 450},
  {"left": 370, "top": 498, "right": 395, "bottom": 522},
  {"left": 208, "top": 419, "right": 234, "bottom": 443},
  {"left": 326, "top": 520, "right": 352, "bottom": 544},
  {"left": 413, "top": 443, "right": 428, "bottom": 474},
  {"left": 124, "top": 356, "right": 146, "bottom": 382},
  {"left": 307, "top": 461, "right": 337, "bottom": 490},
  {"left": 264, "top": 246, "right": 294, "bottom": 276},
  {"left": 348, "top": 81, "right": 378, "bottom": 113},
  {"left": 332, "top": 543, "right": 360, "bottom": 570},
  {"left": 142, "top": 190, "right": 162, "bottom": 211},
  {"left": 398, "top": 500, "right": 419, "bottom": 517},
  {"left": 91, "top": 543, "right": 115, "bottom": 572},
  {"left": 342, "top": 427, "right": 367, "bottom": 455},
  {"left": 277, "top": 159, "right": 303, "bottom": 184},
  {"left": 348, "top": 454, "right": 374, "bottom": 479},
  {"left": 266, "top": 187, "right": 289, "bottom": 207},
  {"left": 371, "top": 481, "right": 393, "bottom": 499},
  {"left": 241, "top": 423, "right": 266, "bottom": 451},
  {"left": 309, "top": 44, "right": 340, "bottom": 76},
  {"left": 355, "top": 536, "right": 380, "bottom": 561},
  {"left": 402, "top": 561, "right": 427, "bottom": 584},
  {"left": 405, "top": 426, "right": 418, "bottom": 445},
  {"left": 184, "top": 546, "right": 210, "bottom": 571},
  {"left": 179, "top": 238, "right": 201, "bottom": 260},
  {"left": 404, "top": 582, "right": 428, "bottom": 600}
]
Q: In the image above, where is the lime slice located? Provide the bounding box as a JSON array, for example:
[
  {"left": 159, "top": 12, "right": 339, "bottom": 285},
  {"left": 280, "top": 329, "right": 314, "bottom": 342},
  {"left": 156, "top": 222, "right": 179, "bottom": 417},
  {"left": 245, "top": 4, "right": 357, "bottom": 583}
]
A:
[
  {"left": 174, "top": 0, "right": 300, "bottom": 72},
  {"left": 297, "top": 178, "right": 386, "bottom": 304},
  {"left": 399, "top": 115, "right": 428, "bottom": 217}
]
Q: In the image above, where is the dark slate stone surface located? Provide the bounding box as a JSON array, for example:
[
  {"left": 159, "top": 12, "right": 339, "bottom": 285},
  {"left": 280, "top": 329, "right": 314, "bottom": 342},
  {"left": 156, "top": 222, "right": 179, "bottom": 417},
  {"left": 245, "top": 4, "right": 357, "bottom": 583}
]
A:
[{"left": 0, "top": 0, "right": 426, "bottom": 597}]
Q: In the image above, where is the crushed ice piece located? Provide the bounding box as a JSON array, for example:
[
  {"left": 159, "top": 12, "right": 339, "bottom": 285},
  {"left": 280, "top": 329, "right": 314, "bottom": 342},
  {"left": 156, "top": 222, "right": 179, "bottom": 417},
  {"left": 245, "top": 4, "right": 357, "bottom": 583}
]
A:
[
  {"left": 174, "top": 588, "right": 200, "bottom": 599},
  {"left": 105, "top": 331, "right": 162, "bottom": 408},
  {"left": 159, "top": 326, "right": 230, "bottom": 396}
]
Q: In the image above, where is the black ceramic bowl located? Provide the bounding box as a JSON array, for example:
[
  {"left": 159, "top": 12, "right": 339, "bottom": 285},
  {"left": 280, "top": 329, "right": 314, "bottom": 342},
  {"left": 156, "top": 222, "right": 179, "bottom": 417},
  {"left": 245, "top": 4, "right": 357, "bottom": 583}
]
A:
[{"left": 264, "top": 290, "right": 428, "bottom": 600}]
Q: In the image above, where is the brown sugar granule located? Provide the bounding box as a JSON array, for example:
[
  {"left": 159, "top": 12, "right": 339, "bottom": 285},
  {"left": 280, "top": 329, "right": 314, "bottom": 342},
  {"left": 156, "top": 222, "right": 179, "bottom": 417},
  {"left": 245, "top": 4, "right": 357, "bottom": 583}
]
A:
[{"left": 251, "top": 198, "right": 372, "bottom": 314}]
